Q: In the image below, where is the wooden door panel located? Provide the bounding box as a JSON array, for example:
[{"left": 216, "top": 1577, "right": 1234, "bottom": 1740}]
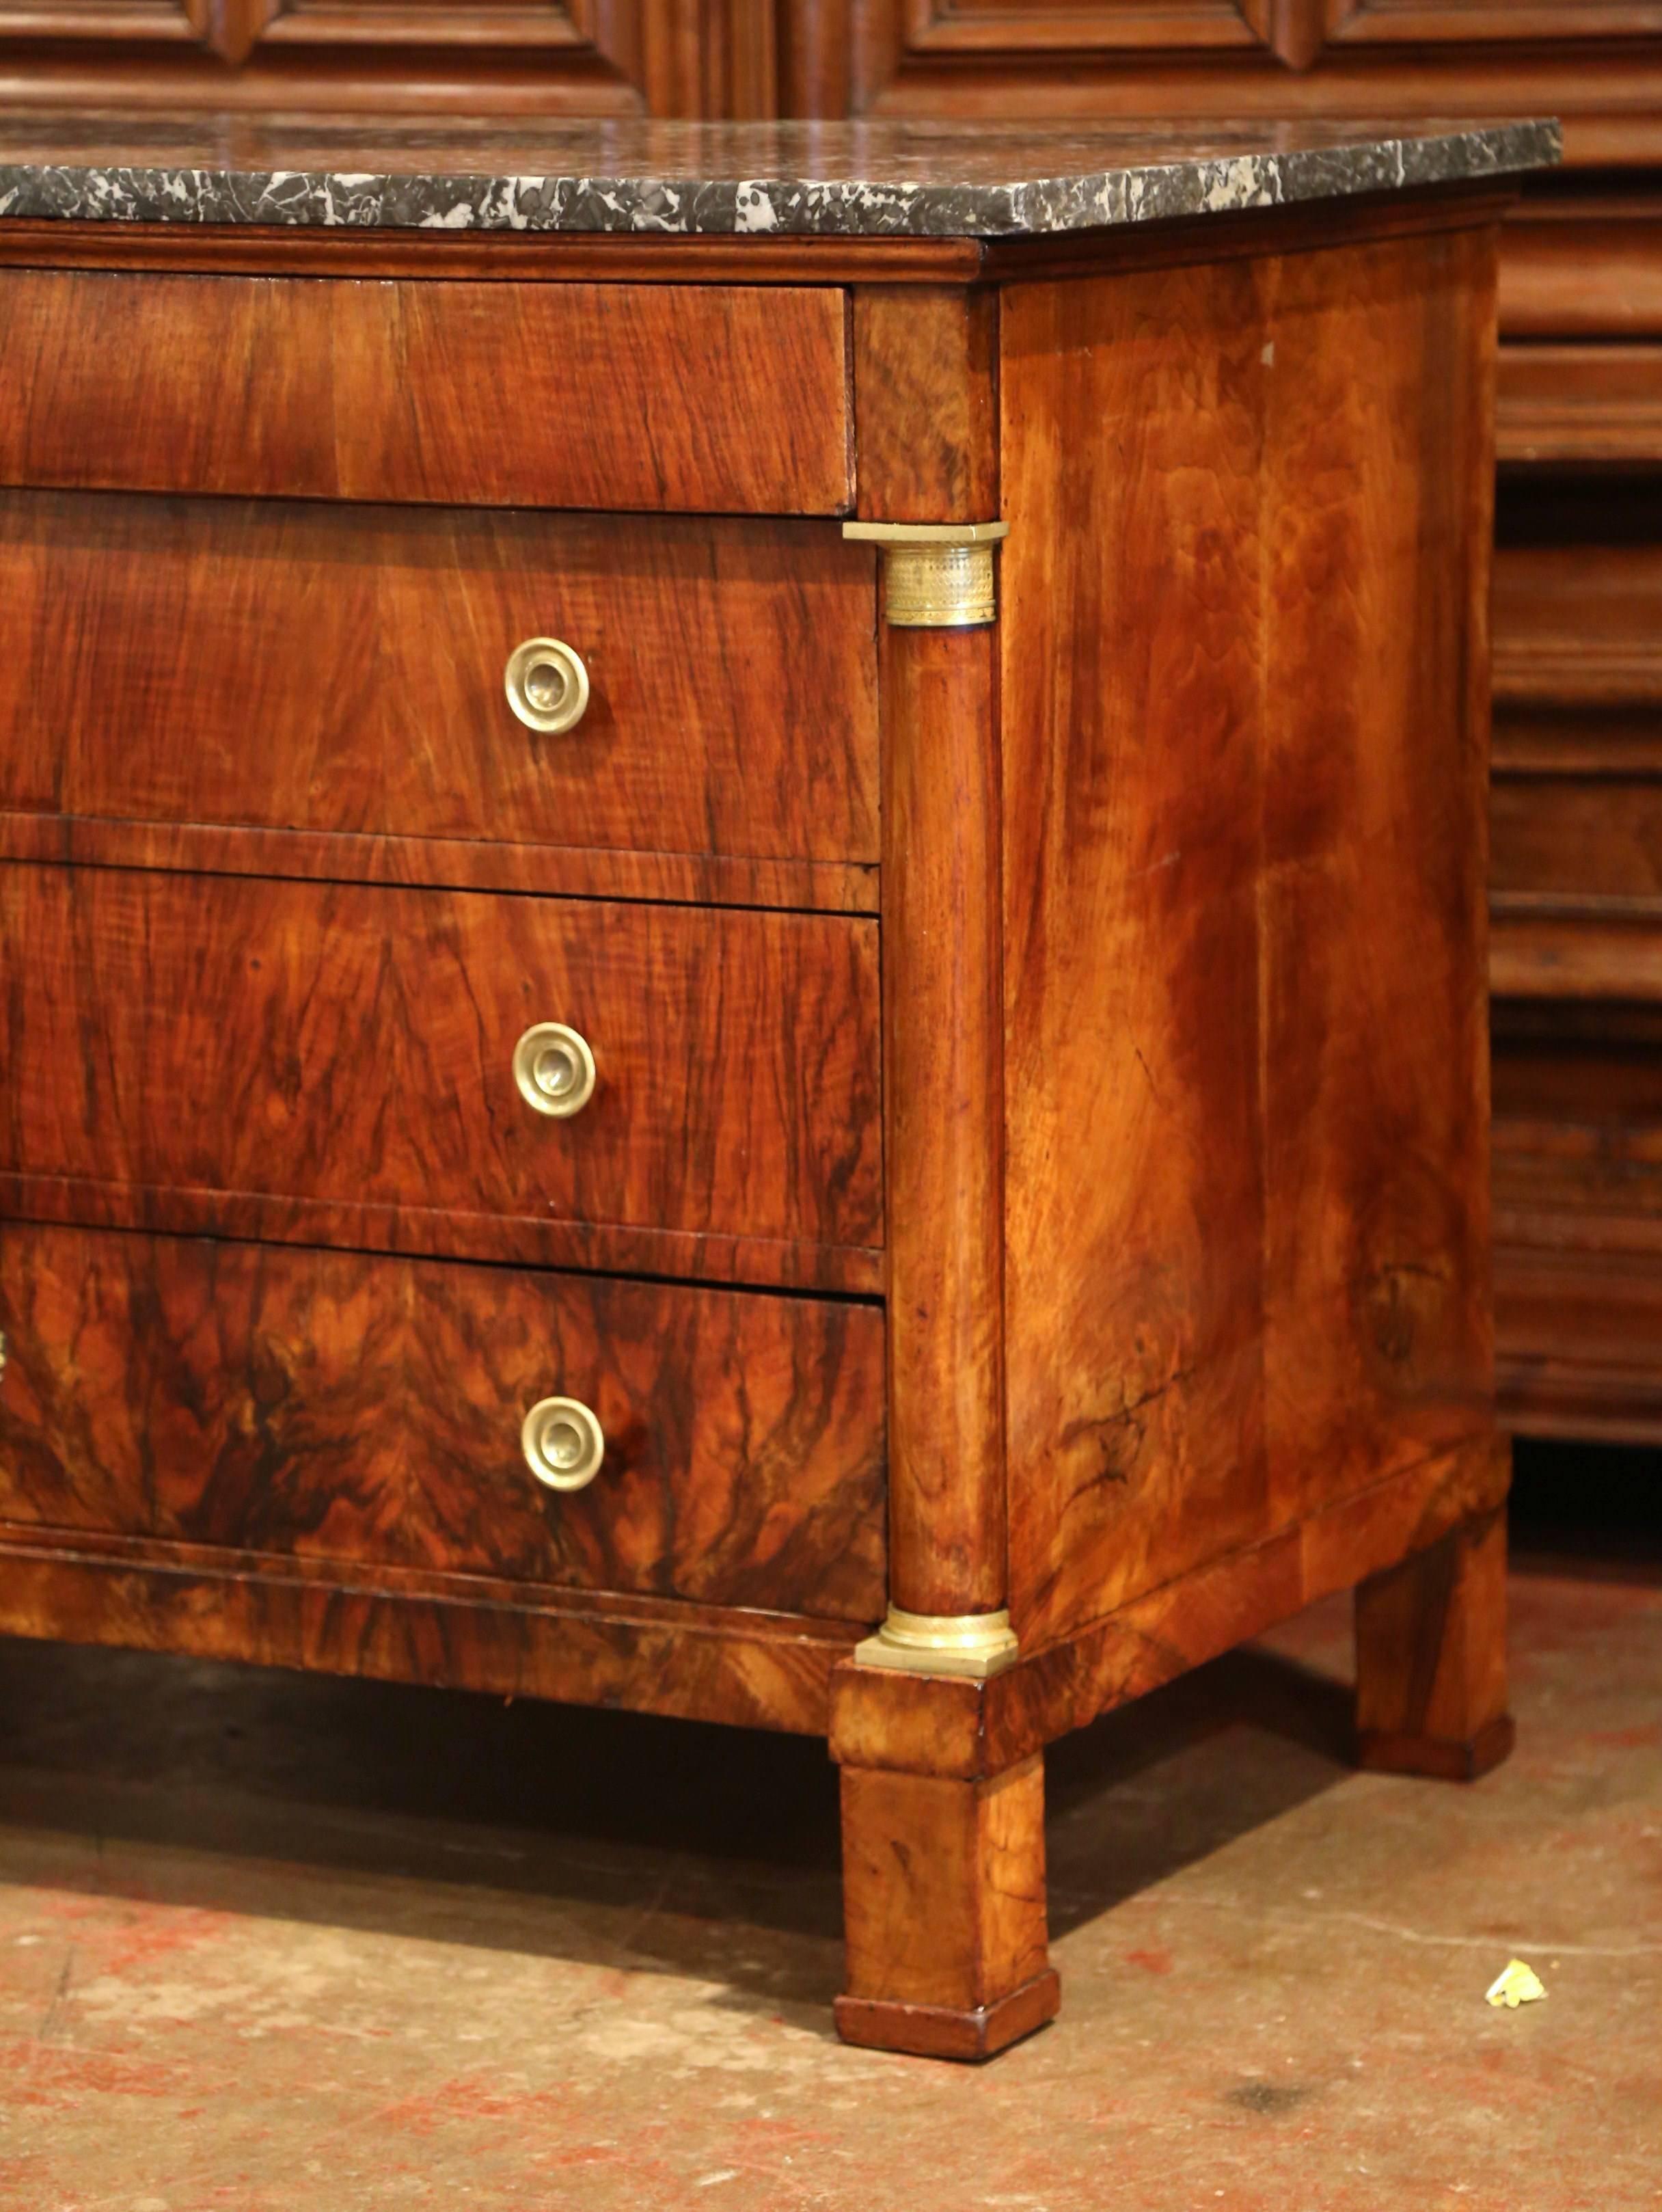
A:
[
  {"left": 875, "top": 0, "right": 1662, "bottom": 65},
  {"left": 818, "top": 0, "right": 1662, "bottom": 154},
  {"left": 895, "top": 0, "right": 1264, "bottom": 55},
  {"left": 0, "top": 0, "right": 218, "bottom": 45},
  {"left": 1326, "top": 0, "right": 1662, "bottom": 47},
  {"left": 0, "top": 0, "right": 773, "bottom": 117}
]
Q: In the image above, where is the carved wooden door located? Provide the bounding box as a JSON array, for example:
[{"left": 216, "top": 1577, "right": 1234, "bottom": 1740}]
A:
[
  {"left": 787, "top": 0, "right": 1662, "bottom": 149},
  {"left": 1323, "top": 0, "right": 1662, "bottom": 59},
  {"left": 0, "top": 0, "right": 775, "bottom": 116}
]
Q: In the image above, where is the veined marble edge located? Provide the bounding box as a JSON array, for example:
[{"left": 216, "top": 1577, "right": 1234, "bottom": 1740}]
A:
[{"left": 0, "top": 120, "right": 1561, "bottom": 238}]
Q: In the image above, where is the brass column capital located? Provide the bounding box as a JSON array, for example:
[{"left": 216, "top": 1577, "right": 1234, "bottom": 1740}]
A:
[{"left": 843, "top": 520, "right": 1009, "bottom": 629}]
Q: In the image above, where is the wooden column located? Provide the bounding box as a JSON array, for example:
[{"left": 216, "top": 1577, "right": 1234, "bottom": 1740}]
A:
[
  {"left": 875, "top": 606, "right": 1008, "bottom": 1630},
  {"left": 848, "top": 280, "right": 1007, "bottom": 1663},
  {"left": 1356, "top": 1496, "right": 1514, "bottom": 1781},
  {"left": 845, "top": 288, "right": 1014, "bottom": 1666},
  {"left": 831, "top": 288, "right": 1054, "bottom": 2062}
]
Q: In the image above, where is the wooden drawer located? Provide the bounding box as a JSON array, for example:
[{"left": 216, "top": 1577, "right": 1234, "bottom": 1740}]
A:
[
  {"left": 0, "top": 494, "right": 879, "bottom": 872},
  {"left": 0, "top": 865, "right": 883, "bottom": 1257},
  {"left": 0, "top": 272, "right": 853, "bottom": 516},
  {"left": 0, "top": 1223, "right": 887, "bottom": 1623}
]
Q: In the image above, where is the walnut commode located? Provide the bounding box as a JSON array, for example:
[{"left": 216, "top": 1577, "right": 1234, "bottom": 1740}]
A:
[{"left": 0, "top": 119, "right": 1555, "bottom": 2061}]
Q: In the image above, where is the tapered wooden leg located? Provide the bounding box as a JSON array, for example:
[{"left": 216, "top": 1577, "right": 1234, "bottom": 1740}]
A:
[
  {"left": 834, "top": 1753, "right": 1059, "bottom": 2061},
  {"left": 1354, "top": 1504, "right": 1514, "bottom": 1781}
]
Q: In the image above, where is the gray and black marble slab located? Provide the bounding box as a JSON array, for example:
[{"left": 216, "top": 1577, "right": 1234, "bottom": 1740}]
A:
[{"left": 0, "top": 116, "right": 1559, "bottom": 239}]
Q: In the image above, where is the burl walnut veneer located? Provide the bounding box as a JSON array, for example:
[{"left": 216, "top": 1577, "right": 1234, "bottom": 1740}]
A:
[{"left": 0, "top": 119, "right": 1557, "bottom": 2061}]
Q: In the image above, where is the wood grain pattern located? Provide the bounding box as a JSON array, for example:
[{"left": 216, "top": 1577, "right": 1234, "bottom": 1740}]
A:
[
  {"left": 0, "top": 221, "right": 984, "bottom": 286},
  {"left": 0, "top": 197, "right": 1512, "bottom": 291},
  {"left": 0, "top": 1222, "right": 888, "bottom": 1621},
  {"left": 1356, "top": 1502, "right": 1514, "bottom": 1779},
  {"left": 880, "top": 621, "right": 1006, "bottom": 1619},
  {"left": 0, "top": 865, "right": 883, "bottom": 1254},
  {"left": 0, "top": 813, "right": 880, "bottom": 921},
  {"left": 852, "top": 285, "right": 998, "bottom": 522},
  {"left": 1000, "top": 230, "right": 1496, "bottom": 1652},
  {"left": 1255, "top": 230, "right": 1497, "bottom": 1526},
  {"left": 0, "top": 1170, "right": 885, "bottom": 1297},
  {"left": 0, "top": 191, "right": 1526, "bottom": 2058},
  {"left": 0, "top": 1525, "right": 861, "bottom": 1738},
  {"left": 848, "top": 284, "right": 1009, "bottom": 1622},
  {"left": 834, "top": 1755, "right": 1057, "bottom": 2058},
  {"left": 0, "top": 495, "right": 880, "bottom": 869},
  {"left": 1000, "top": 251, "right": 1268, "bottom": 1647},
  {"left": 0, "top": 271, "right": 853, "bottom": 514},
  {"left": 830, "top": 1429, "right": 1506, "bottom": 1781}
]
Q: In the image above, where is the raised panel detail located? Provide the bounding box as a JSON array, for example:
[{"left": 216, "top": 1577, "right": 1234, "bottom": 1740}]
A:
[
  {"left": 901, "top": 0, "right": 1267, "bottom": 55},
  {"left": 0, "top": 0, "right": 772, "bottom": 116},
  {"left": 890, "top": 0, "right": 1662, "bottom": 67},
  {"left": 1328, "top": 0, "right": 1662, "bottom": 44},
  {"left": 0, "top": 0, "right": 215, "bottom": 43},
  {"left": 877, "top": 0, "right": 1335, "bottom": 66},
  {"left": 249, "top": 0, "right": 593, "bottom": 53}
]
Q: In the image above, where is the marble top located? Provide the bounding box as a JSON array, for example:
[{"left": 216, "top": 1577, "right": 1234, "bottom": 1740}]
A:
[{"left": 0, "top": 118, "right": 1559, "bottom": 240}]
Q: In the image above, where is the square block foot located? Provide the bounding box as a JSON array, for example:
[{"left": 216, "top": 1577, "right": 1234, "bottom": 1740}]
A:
[
  {"left": 833, "top": 1968, "right": 1061, "bottom": 2062},
  {"left": 1357, "top": 1712, "right": 1516, "bottom": 1781}
]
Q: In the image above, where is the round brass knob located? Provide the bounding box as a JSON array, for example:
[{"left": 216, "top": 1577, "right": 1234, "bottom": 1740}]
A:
[
  {"left": 521, "top": 1395, "right": 605, "bottom": 1493},
  {"left": 505, "top": 636, "right": 590, "bottom": 735},
  {"left": 513, "top": 1021, "right": 597, "bottom": 1120}
]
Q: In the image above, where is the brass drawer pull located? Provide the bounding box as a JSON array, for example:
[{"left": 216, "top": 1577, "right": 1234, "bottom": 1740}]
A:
[
  {"left": 505, "top": 636, "right": 590, "bottom": 735},
  {"left": 522, "top": 1395, "right": 605, "bottom": 1493},
  {"left": 513, "top": 1021, "right": 597, "bottom": 1120}
]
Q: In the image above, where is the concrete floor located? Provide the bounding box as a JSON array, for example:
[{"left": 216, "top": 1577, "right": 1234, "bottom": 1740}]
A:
[{"left": 0, "top": 1537, "right": 1656, "bottom": 2209}]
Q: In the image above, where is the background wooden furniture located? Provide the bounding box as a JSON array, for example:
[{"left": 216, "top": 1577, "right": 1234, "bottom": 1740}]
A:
[
  {"left": 0, "top": 0, "right": 778, "bottom": 120},
  {"left": 0, "top": 120, "right": 1550, "bottom": 2058}
]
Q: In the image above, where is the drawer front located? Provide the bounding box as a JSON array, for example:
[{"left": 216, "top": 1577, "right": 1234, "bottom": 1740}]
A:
[
  {"left": 0, "top": 494, "right": 880, "bottom": 869},
  {"left": 0, "top": 1224, "right": 887, "bottom": 1622},
  {"left": 0, "top": 272, "right": 853, "bottom": 516},
  {"left": 0, "top": 866, "right": 883, "bottom": 1253}
]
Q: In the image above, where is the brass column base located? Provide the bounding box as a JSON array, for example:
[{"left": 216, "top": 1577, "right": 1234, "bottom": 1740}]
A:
[{"left": 854, "top": 1605, "right": 1021, "bottom": 1680}]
